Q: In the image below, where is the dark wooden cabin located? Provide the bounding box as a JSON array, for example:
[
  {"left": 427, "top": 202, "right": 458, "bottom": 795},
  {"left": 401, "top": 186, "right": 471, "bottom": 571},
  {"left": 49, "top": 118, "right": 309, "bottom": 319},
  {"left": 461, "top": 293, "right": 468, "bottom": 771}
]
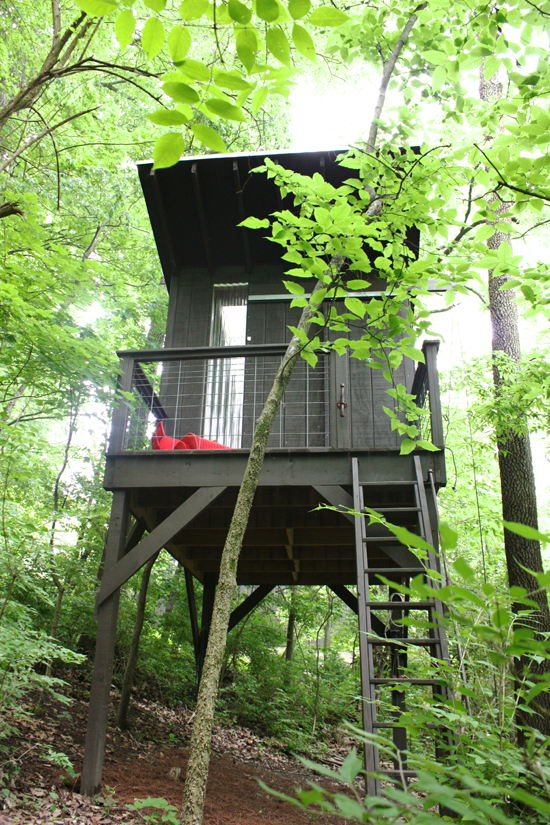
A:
[{"left": 81, "top": 149, "right": 450, "bottom": 799}]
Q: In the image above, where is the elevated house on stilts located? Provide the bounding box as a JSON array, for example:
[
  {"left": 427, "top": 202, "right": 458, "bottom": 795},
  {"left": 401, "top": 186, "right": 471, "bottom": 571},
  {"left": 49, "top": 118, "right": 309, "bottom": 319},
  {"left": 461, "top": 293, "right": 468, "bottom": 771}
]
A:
[{"left": 80, "top": 150, "right": 450, "bottom": 799}]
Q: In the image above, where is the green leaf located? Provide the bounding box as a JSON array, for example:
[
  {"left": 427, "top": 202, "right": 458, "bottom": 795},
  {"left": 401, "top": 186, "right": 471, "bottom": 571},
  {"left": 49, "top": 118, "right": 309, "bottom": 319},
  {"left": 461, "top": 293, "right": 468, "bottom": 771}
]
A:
[
  {"left": 400, "top": 438, "right": 416, "bottom": 455},
  {"left": 177, "top": 59, "right": 210, "bottom": 81},
  {"left": 115, "top": 9, "right": 135, "bottom": 49},
  {"left": 283, "top": 280, "right": 305, "bottom": 295},
  {"left": 400, "top": 346, "right": 424, "bottom": 362},
  {"left": 292, "top": 23, "right": 316, "bottom": 62},
  {"left": 153, "top": 132, "right": 184, "bottom": 169},
  {"left": 432, "top": 64, "right": 446, "bottom": 92},
  {"left": 288, "top": 0, "right": 310, "bottom": 19},
  {"left": 503, "top": 521, "right": 550, "bottom": 542},
  {"left": 204, "top": 99, "right": 246, "bottom": 121},
  {"left": 347, "top": 279, "right": 369, "bottom": 290},
  {"left": 266, "top": 27, "right": 291, "bottom": 66},
  {"left": 453, "top": 556, "right": 476, "bottom": 581},
  {"left": 190, "top": 123, "right": 226, "bottom": 152},
  {"left": 475, "top": 224, "right": 495, "bottom": 242},
  {"left": 301, "top": 348, "right": 318, "bottom": 368},
  {"left": 228, "top": 0, "right": 252, "bottom": 23},
  {"left": 308, "top": 7, "right": 349, "bottom": 26},
  {"left": 257, "top": 0, "right": 279, "bottom": 21},
  {"left": 144, "top": 0, "right": 166, "bottom": 10},
  {"left": 416, "top": 440, "right": 439, "bottom": 452},
  {"left": 163, "top": 82, "right": 200, "bottom": 104},
  {"left": 423, "top": 49, "right": 447, "bottom": 66},
  {"left": 251, "top": 86, "right": 268, "bottom": 114},
  {"left": 147, "top": 108, "right": 191, "bottom": 125},
  {"left": 439, "top": 522, "right": 458, "bottom": 551},
  {"left": 484, "top": 55, "right": 500, "bottom": 80},
  {"left": 239, "top": 216, "right": 270, "bottom": 228},
  {"left": 168, "top": 25, "right": 192, "bottom": 63},
  {"left": 214, "top": 71, "right": 253, "bottom": 91},
  {"left": 75, "top": 0, "right": 117, "bottom": 16},
  {"left": 179, "top": 0, "right": 209, "bottom": 19},
  {"left": 236, "top": 26, "right": 258, "bottom": 72},
  {"left": 344, "top": 296, "right": 366, "bottom": 317},
  {"left": 142, "top": 18, "right": 165, "bottom": 60}
]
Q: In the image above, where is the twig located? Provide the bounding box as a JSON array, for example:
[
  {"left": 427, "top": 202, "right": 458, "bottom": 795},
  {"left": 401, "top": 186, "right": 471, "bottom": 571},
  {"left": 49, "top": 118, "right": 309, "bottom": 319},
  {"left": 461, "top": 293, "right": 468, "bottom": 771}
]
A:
[
  {"left": 0, "top": 107, "right": 98, "bottom": 174},
  {"left": 30, "top": 106, "right": 61, "bottom": 208}
]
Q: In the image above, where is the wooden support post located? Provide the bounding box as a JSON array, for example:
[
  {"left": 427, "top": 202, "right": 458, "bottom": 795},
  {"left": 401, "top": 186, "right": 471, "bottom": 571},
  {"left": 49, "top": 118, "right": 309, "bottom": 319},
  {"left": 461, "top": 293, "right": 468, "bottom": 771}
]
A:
[
  {"left": 107, "top": 356, "right": 134, "bottom": 454},
  {"left": 81, "top": 491, "right": 129, "bottom": 797},
  {"left": 197, "top": 573, "right": 217, "bottom": 682},
  {"left": 422, "top": 340, "right": 444, "bottom": 449},
  {"left": 185, "top": 568, "right": 200, "bottom": 666}
]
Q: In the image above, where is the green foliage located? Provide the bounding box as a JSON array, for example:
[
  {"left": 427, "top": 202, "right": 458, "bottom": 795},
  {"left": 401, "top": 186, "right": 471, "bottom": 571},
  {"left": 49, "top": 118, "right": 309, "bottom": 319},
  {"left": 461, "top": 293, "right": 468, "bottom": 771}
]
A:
[
  {"left": 127, "top": 797, "right": 179, "bottom": 824},
  {"left": 261, "top": 552, "right": 550, "bottom": 823}
]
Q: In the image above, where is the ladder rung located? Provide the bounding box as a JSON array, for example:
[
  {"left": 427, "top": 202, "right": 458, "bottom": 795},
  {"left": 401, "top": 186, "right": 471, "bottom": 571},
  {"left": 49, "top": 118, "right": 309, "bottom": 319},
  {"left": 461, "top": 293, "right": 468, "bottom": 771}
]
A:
[
  {"left": 370, "top": 678, "right": 445, "bottom": 685},
  {"left": 360, "top": 481, "right": 418, "bottom": 486},
  {"left": 373, "top": 722, "right": 440, "bottom": 729},
  {"left": 364, "top": 567, "right": 427, "bottom": 575},
  {"left": 365, "top": 506, "right": 421, "bottom": 513},
  {"left": 378, "top": 769, "right": 417, "bottom": 777},
  {"left": 367, "top": 638, "right": 439, "bottom": 646},
  {"left": 366, "top": 601, "right": 435, "bottom": 609}
]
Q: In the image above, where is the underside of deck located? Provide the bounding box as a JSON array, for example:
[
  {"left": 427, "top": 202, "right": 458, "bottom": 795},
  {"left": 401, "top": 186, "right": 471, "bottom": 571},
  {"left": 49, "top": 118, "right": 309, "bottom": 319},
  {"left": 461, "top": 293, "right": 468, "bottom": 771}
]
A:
[{"left": 104, "top": 448, "right": 445, "bottom": 587}]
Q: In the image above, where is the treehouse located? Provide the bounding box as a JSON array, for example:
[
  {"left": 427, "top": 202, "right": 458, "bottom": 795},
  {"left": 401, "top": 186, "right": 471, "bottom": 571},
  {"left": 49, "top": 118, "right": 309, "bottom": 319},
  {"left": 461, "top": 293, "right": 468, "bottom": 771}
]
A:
[{"left": 81, "top": 149, "right": 450, "bottom": 799}]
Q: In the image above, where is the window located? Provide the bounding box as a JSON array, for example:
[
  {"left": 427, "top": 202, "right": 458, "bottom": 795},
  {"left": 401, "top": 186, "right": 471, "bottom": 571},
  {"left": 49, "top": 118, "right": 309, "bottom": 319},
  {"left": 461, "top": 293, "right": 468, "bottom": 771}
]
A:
[{"left": 203, "top": 284, "right": 248, "bottom": 448}]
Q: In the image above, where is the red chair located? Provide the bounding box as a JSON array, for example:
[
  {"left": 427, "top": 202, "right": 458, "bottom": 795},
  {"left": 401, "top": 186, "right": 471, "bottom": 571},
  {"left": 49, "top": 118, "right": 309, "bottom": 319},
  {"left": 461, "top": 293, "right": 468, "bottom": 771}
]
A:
[
  {"left": 151, "top": 421, "right": 188, "bottom": 451},
  {"left": 152, "top": 421, "right": 231, "bottom": 450}
]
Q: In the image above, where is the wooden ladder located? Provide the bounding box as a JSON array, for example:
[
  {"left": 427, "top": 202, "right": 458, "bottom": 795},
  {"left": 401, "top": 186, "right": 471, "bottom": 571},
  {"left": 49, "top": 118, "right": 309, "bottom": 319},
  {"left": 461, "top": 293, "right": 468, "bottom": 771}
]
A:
[{"left": 352, "top": 456, "right": 452, "bottom": 796}]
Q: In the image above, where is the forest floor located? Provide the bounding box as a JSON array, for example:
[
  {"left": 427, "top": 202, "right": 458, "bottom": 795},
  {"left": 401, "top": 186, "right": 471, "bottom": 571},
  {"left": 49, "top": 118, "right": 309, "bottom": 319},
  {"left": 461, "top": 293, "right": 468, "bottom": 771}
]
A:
[{"left": 0, "top": 676, "right": 358, "bottom": 824}]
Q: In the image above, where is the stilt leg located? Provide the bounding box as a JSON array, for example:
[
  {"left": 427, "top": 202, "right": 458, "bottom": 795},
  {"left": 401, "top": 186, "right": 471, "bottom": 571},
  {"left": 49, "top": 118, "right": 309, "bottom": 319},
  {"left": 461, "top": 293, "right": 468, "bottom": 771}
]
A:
[
  {"left": 81, "top": 491, "right": 129, "bottom": 796},
  {"left": 185, "top": 568, "right": 200, "bottom": 669},
  {"left": 197, "top": 573, "right": 217, "bottom": 683}
]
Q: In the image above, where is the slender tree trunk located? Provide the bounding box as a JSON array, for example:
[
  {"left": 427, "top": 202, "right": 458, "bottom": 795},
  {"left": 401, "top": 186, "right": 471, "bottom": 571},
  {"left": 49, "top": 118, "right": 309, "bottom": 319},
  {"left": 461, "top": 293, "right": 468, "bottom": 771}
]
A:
[
  {"left": 116, "top": 551, "right": 159, "bottom": 730},
  {"left": 480, "top": 69, "right": 550, "bottom": 736},
  {"left": 283, "top": 589, "right": 296, "bottom": 688},
  {"left": 285, "top": 606, "right": 296, "bottom": 663},
  {"left": 180, "top": 279, "right": 327, "bottom": 825},
  {"left": 179, "top": 11, "right": 425, "bottom": 819}
]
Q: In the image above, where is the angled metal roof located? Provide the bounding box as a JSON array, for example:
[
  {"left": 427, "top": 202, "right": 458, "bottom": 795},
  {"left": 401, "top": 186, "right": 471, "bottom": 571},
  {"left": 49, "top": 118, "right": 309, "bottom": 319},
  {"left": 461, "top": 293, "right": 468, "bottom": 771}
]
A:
[{"left": 137, "top": 148, "right": 420, "bottom": 292}]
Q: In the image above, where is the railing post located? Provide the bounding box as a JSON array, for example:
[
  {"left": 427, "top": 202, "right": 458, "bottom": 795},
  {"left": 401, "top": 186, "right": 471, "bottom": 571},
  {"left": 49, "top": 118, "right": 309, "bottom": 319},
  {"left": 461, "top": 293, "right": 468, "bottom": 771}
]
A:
[
  {"left": 422, "top": 340, "right": 444, "bottom": 449},
  {"left": 108, "top": 355, "right": 134, "bottom": 453}
]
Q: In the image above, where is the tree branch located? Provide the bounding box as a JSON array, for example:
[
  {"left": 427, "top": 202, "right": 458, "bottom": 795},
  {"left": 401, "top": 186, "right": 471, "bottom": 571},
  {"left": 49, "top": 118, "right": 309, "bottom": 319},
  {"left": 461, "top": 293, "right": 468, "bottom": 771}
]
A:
[
  {"left": 366, "top": 2, "right": 427, "bottom": 153},
  {"left": 0, "top": 107, "right": 98, "bottom": 174}
]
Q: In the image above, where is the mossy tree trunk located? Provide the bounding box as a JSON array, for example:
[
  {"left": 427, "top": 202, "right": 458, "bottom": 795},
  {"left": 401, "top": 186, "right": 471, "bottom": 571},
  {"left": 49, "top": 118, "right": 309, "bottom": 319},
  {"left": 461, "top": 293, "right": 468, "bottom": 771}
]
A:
[{"left": 180, "top": 281, "right": 326, "bottom": 825}]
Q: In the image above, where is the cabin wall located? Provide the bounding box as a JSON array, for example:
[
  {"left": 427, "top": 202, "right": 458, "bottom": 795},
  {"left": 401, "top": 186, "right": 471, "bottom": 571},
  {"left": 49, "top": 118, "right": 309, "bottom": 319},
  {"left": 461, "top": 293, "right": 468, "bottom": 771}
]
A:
[{"left": 162, "top": 265, "right": 416, "bottom": 449}]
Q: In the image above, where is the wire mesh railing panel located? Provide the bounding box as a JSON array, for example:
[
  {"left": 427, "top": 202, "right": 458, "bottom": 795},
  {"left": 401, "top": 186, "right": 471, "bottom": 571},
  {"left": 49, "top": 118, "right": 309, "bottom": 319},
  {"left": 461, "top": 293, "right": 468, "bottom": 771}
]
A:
[{"left": 122, "top": 352, "right": 330, "bottom": 451}]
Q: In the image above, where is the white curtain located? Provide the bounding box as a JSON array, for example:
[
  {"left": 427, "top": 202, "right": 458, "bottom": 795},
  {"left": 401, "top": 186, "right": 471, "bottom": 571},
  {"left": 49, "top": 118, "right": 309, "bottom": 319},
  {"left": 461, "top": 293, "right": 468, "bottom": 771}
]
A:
[{"left": 203, "top": 284, "right": 248, "bottom": 447}]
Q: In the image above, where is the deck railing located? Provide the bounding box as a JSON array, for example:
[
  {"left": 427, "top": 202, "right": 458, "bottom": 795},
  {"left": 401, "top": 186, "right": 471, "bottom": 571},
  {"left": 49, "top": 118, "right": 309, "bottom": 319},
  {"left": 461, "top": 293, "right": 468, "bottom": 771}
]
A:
[
  {"left": 108, "top": 344, "right": 330, "bottom": 453},
  {"left": 107, "top": 340, "right": 443, "bottom": 454}
]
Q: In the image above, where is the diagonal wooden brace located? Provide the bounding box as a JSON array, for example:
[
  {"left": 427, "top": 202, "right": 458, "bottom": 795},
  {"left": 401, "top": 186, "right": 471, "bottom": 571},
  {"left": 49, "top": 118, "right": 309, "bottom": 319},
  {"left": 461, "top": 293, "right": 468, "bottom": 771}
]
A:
[
  {"left": 313, "top": 485, "right": 354, "bottom": 523},
  {"left": 95, "top": 486, "right": 226, "bottom": 613},
  {"left": 228, "top": 584, "right": 275, "bottom": 632}
]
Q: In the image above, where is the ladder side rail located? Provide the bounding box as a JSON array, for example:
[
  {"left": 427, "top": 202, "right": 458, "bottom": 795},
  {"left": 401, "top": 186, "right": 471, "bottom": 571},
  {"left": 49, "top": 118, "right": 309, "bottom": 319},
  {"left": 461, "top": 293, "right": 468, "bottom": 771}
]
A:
[{"left": 351, "top": 458, "right": 380, "bottom": 796}]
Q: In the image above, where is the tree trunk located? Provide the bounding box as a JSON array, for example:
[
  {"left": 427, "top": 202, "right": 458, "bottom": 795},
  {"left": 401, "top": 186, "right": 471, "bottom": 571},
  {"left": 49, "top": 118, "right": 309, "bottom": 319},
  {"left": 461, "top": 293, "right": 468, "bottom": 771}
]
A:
[
  {"left": 285, "top": 606, "right": 296, "bottom": 663},
  {"left": 180, "top": 280, "right": 327, "bottom": 825},
  {"left": 115, "top": 552, "right": 159, "bottom": 730},
  {"left": 177, "top": 9, "right": 428, "bottom": 816},
  {"left": 480, "top": 69, "right": 550, "bottom": 736}
]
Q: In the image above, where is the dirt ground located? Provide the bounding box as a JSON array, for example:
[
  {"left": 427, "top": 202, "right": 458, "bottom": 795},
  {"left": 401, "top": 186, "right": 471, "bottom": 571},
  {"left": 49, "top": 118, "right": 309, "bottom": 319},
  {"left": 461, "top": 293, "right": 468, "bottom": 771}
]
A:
[{"left": 0, "top": 678, "right": 356, "bottom": 824}]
